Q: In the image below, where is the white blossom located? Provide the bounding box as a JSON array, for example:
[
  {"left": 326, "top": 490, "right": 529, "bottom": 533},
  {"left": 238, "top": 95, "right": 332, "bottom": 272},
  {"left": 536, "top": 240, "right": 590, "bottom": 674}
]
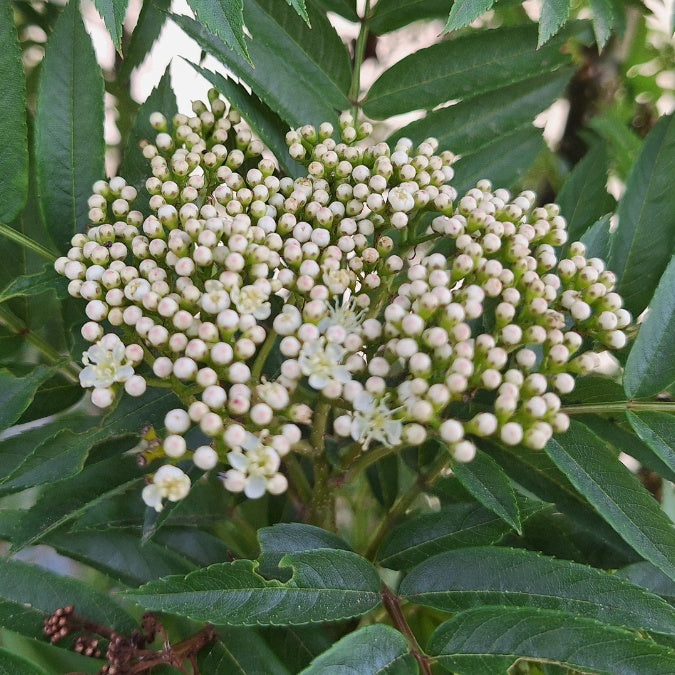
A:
[
  {"left": 350, "top": 393, "right": 403, "bottom": 449},
  {"left": 79, "top": 334, "right": 134, "bottom": 389},
  {"left": 142, "top": 465, "right": 191, "bottom": 512},
  {"left": 318, "top": 296, "right": 366, "bottom": 335},
  {"left": 230, "top": 283, "right": 271, "bottom": 320},
  {"left": 298, "top": 338, "right": 351, "bottom": 390},
  {"left": 223, "top": 432, "right": 285, "bottom": 499}
]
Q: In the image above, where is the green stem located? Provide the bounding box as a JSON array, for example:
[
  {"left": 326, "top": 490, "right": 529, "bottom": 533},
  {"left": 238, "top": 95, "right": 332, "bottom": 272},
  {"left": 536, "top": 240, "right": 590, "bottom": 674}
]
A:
[
  {"left": 0, "top": 222, "right": 58, "bottom": 262},
  {"left": 143, "top": 378, "right": 175, "bottom": 389},
  {"left": 309, "top": 401, "right": 334, "bottom": 528},
  {"left": 562, "top": 401, "right": 675, "bottom": 415},
  {"left": 0, "top": 306, "right": 80, "bottom": 383},
  {"left": 349, "top": 0, "right": 371, "bottom": 119},
  {"left": 338, "top": 441, "right": 363, "bottom": 470},
  {"left": 250, "top": 327, "right": 277, "bottom": 381},
  {"left": 342, "top": 442, "right": 396, "bottom": 479},
  {"left": 364, "top": 452, "right": 449, "bottom": 561},
  {"left": 285, "top": 454, "right": 313, "bottom": 505}
]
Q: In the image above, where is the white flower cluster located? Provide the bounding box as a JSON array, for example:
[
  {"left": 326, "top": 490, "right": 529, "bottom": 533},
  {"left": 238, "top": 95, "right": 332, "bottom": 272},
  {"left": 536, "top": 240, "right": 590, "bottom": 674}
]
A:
[{"left": 55, "top": 91, "right": 631, "bottom": 511}]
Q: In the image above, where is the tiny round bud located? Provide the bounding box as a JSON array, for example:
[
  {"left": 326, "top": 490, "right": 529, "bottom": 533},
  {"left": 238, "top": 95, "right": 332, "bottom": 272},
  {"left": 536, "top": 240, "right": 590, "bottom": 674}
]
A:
[
  {"left": 124, "top": 375, "right": 146, "bottom": 397},
  {"left": 500, "top": 422, "right": 523, "bottom": 446},
  {"left": 440, "top": 419, "right": 464, "bottom": 444},
  {"left": 91, "top": 387, "right": 115, "bottom": 408},
  {"left": 164, "top": 434, "right": 187, "bottom": 458},
  {"left": 193, "top": 446, "right": 219, "bottom": 470},
  {"left": 452, "top": 440, "right": 476, "bottom": 463}
]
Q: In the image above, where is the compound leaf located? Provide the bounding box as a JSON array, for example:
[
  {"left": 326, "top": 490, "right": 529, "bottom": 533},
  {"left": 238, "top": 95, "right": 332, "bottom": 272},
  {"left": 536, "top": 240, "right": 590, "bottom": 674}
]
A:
[
  {"left": 0, "top": 0, "right": 28, "bottom": 224},
  {"left": 125, "top": 549, "right": 381, "bottom": 626},
  {"left": 300, "top": 625, "right": 416, "bottom": 674},
  {"left": 546, "top": 422, "right": 675, "bottom": 582},
  {"left": 428, "top": 606, "right": 675, "bottom": 674},
  {"left": 624, "top": 256, "right": 675, "bottom": 398},
  {"left": 93, "top": 0, "right": 129, "bottom": 52},
  {"left": 35, "top": 0, "right": 104, "bottom": 250},
  {"left": 399, "top": 547, "right": 675, "bottom": 634},
  {"left": 608, "top": 113, "right": 675, "bottom": 317}
]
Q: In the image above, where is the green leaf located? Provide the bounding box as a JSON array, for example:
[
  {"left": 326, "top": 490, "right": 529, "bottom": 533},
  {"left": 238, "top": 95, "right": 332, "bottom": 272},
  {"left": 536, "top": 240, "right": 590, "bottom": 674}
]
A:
[
  {"left": 0, "top": 0, "right": 28, "bottom": 223},
  {"left": 391, "top": 69, "right": 572, "bottom": 157},
  {"left": 300, "top": 625, "right": 417, "bottom": 674},
  {"left": 93, "top": 0, "right": 129, "bottom": 52},
  {"left": 0, "top": 557, "right": 135, "bottom": 637},
  {"left": 125, "top": 549, "right": 382, "bottom": 626},
  {"left": 185, "top": 0, "right": 250, "bottom": 64},
  {"left": 17, "top": 373, "right": 82, "bottom": 424},
  {"left": 557, "top": 144, "right": 615, "bottom": 243},
  {"left": 588, "top": 109, "right": 642, "bottom": 179},
  {"left": 451, "top": 452, "right": 521, "bottom": 533},
  {"left": 627, "top": 411, "right": 675, "bottom": 475},
  {"left": 43, "top": 528, "right": 194, "bottom": 585},
  {"left": 589, "top": 0, "right": 616, "bottom": 49},
  {"left": 186, "top": 62, "right": 304, "bottom": 177},
  {"left": 370, "top": 0, "right": 450, "bottom": 35},
  {"left": 444, "top": 0, "right": 495, "bottom": 33},
  {"left": 0, "top": 427, "right": 99, "bottom": 495},
  {"left": 0, "top": 265, "right": 66, "bottom": 304},
  {"left": 153, "top": 527, "right": 233, "bottom": 567},
  {"left": 538, "top": 0, "right": 571, "bottom": 46},
  {"left": 451, "top": 126, "right": 545, "bottom": 197},
  {"left": 170, "top": 0, "right": 351, "bottom": 127},
  {"left": 0, "top": 413, "right": 90, "bottom": 484},
  {"left": 578, "top": 414, "right": 675, "bottom": 483},
  {"left": 367, "top": 453, "right": 399, "bottom": 508},
  {"left": 617, "top": 561, "right": 675, "bottom": 602},
  {"left": 11, "top": 455, "right": 143, "bottom": 551},
  {"left": 399, "top": 547, "right": 675, "bottom": 635},
  {"left": 121, "top": 67, "right": 177, "bottom": 212},
  {"left": 579, "top": 213, "right": 612, "bottom": 259},
  {"left": 428, "top": 606, "right": 675, "bottom": 675},
  {"left": 0, "top": 365, "right": 56, "bottom": 432},
  {"left": 377, "top": 499, "right": 544, "bottom": 570},
  {"left": 506, "top": 506, "right": 637, "bottom": 569},
  {"left": 364, "top": 24, "right": 577, "bottom": 119},
  {"left": 624, "top": 256, "right": 675, "bottom": 398},
  {"left": 35, "top": 0, "right": 105, "bottom": 250},
  {"left": 483, "top": 440, "right": 641, "bottom": 560},
  {"left": 257, "top": 523, "right": 351, "bottom": 579},
  {"left": 608, "top": 114, "right": 675, "bottom": 317},
  {"left": 0, "top": 648, "right": 47, "bottom": 675},
  {"left": 0, "top": 390, "right": 177, "bottom": 494},
  {"left": 564, "top": 376, "right": 626, "bottom": 403},
  {"left": 285, "top": 0, "right": 310, "bottom": 25},
  {"left": 545, "top": 421, "right": 675, "bottom": 582},
  {"left": 121, "top": 0, "right": 171, "bottom": 77},
  {"left": 200, "top": 633, "right": 290, "bottom": 674},
  {"left": 264, "top": 626, "right": 334, "bottom": 673}
]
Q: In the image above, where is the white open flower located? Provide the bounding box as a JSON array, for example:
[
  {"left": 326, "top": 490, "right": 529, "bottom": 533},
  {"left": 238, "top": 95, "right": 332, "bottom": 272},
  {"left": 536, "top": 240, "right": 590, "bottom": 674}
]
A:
[
  {"left": 142, "top": 464, "right": 191, "bottom": 512},
  {"left": 298, "top": 338, "right": 351, "bottom": 390},
  {"left": 79, "top": 334, "right": 134, "bottom": 389},
  {"left": 230, "top": 283, "right": 271, "bottom": 319},
  {"left": 223, "top": 433, "right": 284, "bottom": 499},
  {"left": 351, "top": 392, "right": 403, "bottom": 449},
  {"left": 318, "top": 296, "right": 366, "bottom": 335}
]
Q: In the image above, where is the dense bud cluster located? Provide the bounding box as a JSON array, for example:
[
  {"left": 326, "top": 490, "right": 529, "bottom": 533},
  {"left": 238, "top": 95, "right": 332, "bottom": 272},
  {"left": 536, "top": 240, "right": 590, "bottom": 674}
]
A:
[{"left": 55, "top": 90, "right": 630, "bottom": 511}]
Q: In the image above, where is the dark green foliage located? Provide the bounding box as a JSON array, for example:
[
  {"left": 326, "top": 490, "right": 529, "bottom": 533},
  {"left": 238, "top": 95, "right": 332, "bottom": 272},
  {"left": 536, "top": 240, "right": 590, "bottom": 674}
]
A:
[{"left": 1, "top": 2, "right": 674, "bottom": 673}]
